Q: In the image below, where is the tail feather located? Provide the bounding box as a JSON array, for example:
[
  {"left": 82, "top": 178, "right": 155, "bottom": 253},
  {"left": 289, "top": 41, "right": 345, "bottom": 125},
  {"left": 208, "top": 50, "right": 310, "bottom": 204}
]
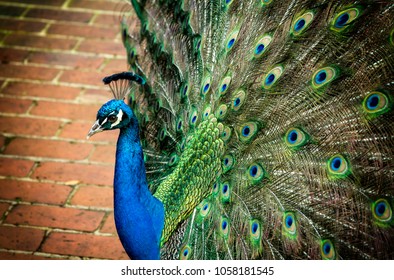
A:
[{"left": 120, "top": 0, "right": 394, "bottom": 259}]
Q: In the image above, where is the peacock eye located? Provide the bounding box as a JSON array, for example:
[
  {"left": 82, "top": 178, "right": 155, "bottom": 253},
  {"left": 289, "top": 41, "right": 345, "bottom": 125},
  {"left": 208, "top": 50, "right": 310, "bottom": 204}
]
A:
[{"left": 108, "top": 114, "right": 117, "bottom": 123}]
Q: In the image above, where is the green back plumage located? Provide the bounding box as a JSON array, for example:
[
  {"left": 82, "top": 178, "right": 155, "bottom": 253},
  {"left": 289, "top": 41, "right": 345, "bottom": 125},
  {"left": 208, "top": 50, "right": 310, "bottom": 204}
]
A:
[{"left": 120, "top": 0, "right": 394, "bottom": 259}]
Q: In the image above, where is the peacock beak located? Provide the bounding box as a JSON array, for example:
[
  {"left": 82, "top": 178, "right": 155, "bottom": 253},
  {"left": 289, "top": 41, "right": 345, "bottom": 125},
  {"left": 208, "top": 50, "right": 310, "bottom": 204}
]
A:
[{"left": 87, "top": 120, "right": 103, "bottom": 139}]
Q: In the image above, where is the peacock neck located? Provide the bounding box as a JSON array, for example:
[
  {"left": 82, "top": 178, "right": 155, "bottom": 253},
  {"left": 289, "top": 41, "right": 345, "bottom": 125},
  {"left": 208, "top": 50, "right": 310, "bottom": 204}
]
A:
[{"left": 113, "top": 121, "right": 164, "bottom": 260}]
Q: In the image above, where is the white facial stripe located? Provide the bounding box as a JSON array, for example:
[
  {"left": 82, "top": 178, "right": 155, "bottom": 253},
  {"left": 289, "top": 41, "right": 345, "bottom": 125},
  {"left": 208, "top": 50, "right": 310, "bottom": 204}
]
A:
[
  {"left": 110, "top": 109, "right": 123, "bottom": 128},
  {"left": 100, "top": 117, "right": 108, "bottom": 125}
]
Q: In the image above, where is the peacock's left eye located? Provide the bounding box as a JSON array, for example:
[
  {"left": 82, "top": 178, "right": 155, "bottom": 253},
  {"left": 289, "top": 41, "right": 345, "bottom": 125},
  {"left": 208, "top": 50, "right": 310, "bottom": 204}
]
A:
[{"left": 108, "top": 115, "right": 117, "bottom": 123}]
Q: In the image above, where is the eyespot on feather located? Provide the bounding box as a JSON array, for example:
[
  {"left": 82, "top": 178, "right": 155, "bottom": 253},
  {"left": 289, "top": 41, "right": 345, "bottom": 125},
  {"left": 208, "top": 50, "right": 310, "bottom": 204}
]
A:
[
  {"left": 320, "top": 239, "right": 336, "bottom": 260},
  {"left": 262, "top": 66, "right": 284, "bottom": 89},
  {"left": 291, "top": 11, "right": 314, "bottom": 36},
  {"left": 327, "top": 154, "right": 351, "bottom": 178},
  {"left": 253, "top": 35, "right": 272, "bottom": 58},
  {"left": 284, "top": 127, "right": 309, "bottom": 149},
  {"left": 311, "top": 66, "right": 338, "bottom": 89},
  {"left": 231, "top": 90, "right": 246, "bottom": 111},
  {"left": 331, "top": 7, "right": 362, "bottom": 32}
]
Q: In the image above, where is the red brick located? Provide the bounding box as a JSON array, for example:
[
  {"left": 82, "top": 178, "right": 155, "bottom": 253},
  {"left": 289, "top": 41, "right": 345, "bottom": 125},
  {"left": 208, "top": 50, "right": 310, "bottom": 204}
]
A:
[
  {"left": 0, "top": 202, "right": 10, "bottom": 218},
  {"left": 0, "top": 252, "right": 65, "bottom": 260},
  {"left": 0, "top": 97, "right": 32, "bottom": 114},
  {"left": 48, "top": 23, "right": 118, "bottom": 39},
  {"left": 0, "top": 158, "right": 34, "bottom": 177},
  {"left": 0, "top": 0, "right": 65, "bottom": 5},
  {"left": 0, "top": 5, "right": 27, "bottom": 17},
  {"left": 0, "top": 116, "right": 61, "bottom": 137},
  {"left": 0, "top": 47, "right": 29, "bottom": 63},
  {"left": 6, "top": 204, "right": 105, "bottom": 231},
  {"left": 78, "top": 39, "right": 125, "bottom": 56},
  {"left": 93, "top": 14, "right": 120, "bottom": 26},
  {"left": 69, "top": 0, "right": 124, "bottom": 13},
  {"left": 70, "top": 185, "right": 112, "bottom": 208},
  {"left": 0, "top": 18, "right": 46, "bottom": 33},
  {"left": 59, "top": 70, "right": 103, "bottom": 87},
  {"left": 2, "top": 82, "right": 81, "bottom": 100},
  {"left": 26, "top": 8, "right": 92, "bottom": 23},
  {"left": 28, "top": 51, "right": 104, "bottom": 69},
  {"left": 31, "top": 100, "right": 100, "bottom": 121},
  {"left": 90, "top": 145, "right": 116, "bottom": 164},
  {"left": 0, "top": 64, "right": 59, "bottom": 81},
  {"left": 0, "top": 226, "right": 45, "bottom": 251},
  {"left": 33, "top": 161, "right": 114, "bottom": 186},
  {"left": 0, "top": 179, "right": 72, "bottom": 205},
  {"left": 60, "top": 121, "right": 118, "bottom": 142},
  {"left": 78, "top": 88, "right": 113, "bottom": 104},
  {"left": 41, "top": 232, "right": 128, "bottom": 259},
  {"left": 100, "top": 212, "right": 116, "bottom": 234},
  {"left": 103, "top": 58, "right": 127, "bottom": 73},
  {"left": 4, "top": 34, "right": 78, "bottom": 51},
  {"left": 0, "top": 135, "right": 5, "bottom": 149},
  {"left": 4, "top": 138, "right": 94, "bottom": 161}
]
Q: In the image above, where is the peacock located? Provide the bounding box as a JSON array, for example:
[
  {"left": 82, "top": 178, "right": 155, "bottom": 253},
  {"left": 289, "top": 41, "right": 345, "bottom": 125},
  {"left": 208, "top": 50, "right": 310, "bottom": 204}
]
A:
[{"left": 87, "top": 0, "right": 394, "bottom": 260}]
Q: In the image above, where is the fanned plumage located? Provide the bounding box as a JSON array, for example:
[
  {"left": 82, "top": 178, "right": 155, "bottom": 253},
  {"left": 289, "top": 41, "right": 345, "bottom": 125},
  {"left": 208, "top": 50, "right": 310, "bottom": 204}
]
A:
[{"left": 95, "top": 0, "right": 394, "bottom": 260}]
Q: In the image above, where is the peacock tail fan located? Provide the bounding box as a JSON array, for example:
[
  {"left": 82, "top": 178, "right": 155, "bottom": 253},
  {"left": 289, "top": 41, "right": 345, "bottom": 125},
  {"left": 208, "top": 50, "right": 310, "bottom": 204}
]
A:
[{"left": 119, "top": 0, "right": 394, "bottom": 259}]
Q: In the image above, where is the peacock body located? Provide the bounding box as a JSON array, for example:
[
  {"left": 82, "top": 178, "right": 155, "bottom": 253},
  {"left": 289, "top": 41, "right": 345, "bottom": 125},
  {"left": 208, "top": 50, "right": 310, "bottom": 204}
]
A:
[{"left": 88, "top": 0, "right": 394, "bottom": 260}]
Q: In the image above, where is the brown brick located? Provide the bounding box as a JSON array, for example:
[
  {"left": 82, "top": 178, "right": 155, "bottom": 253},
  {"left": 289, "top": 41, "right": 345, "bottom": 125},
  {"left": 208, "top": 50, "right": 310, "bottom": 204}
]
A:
[
  {"left": 0, "top": 202, "right": 10, "bottom": 218},
  {"left": 90, "top": 145, "right": 116, "bottom": 164},
  {"left": 0, "top": 97, "right": 32, "bottom": 114},
  {"left": 100, "top": 212, "right": 116, "bottom": 234},
  {"left": 0, "top": 47, "right": 29, "bottom": 63},
  {"left": 0, "top": 64, "right": 59, "bottom": 81},
  {"left": 0, "top": 116, "right": 61, "bottom": 137},
  {"left": 103, "top": 58, "right": 127, "bottom": 73},
  {"left": 78, "top": 39, "right": 125, "bottom": 56},
  {"left": 0, "top": 0, "right": 65, "bottom": 5},
  {"left": 48, "top": 23, "right": 118, "bottom": 39},
  {"left": 69, "top": 0, "right": 123, "bottom": 13},
  {"left": 26, "top": 8, "right": 92, "bottom": 23},
  {"left": 0, "top": 252, "right": 65, "bottom": 260},
  {"left": 0, "top": 158, "right": 34, "bottom": 177},
  {"left": 60, "top": 121, "right": 118, "bottom": 142},
  {"left": 70, "top": 185, "right": 112, "bottom": 208},
  {"left": 0, "top": 226, "right": 45, "bottom": 251},
  {"left": 0, "top": 5, "right": 27, "bottom": 17},
  {"left": 59, "top": 70, "right": 103, "bottom": 87},
  {"left": 4, "top": 138, "right": 94, "bottom": 161},
  {"left": 30, "top": 100, "right": 100, "bottom": 121},
  {"left": 32, "top": 161, "right": 114, "bottom": 186},
  {"left": 0, "top": 18, "right": 46, "bottom": 33},
  {"left": 2, "top": 82, "right": 81, "bottom": 100},
  {"left": 0, "top": 179, "right": 72, "bottom": 205},
  {"left": 41, "top": 232, "right": 128, "bottom": 259},
  {"left": 4, "top": 34, "right": 78, "bottom": 51},
  {"left": 28, "top": 51, "right": 104, "bottom": 69},
  {"left": 6, "top": 204, "right": 105, "bottom": 231}
]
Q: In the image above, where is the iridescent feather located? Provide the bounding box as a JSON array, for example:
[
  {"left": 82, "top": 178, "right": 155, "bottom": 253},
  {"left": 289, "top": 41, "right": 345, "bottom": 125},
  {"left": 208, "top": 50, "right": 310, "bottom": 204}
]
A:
[{"left": 97, "top": 0, "right": 394, "bottom": 260}]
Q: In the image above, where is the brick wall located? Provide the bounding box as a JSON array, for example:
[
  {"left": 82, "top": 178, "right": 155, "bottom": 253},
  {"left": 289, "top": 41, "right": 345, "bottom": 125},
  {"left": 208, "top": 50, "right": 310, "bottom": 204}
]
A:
[{"left": 0, "top": 0, "right": 134, "bottom": 259}]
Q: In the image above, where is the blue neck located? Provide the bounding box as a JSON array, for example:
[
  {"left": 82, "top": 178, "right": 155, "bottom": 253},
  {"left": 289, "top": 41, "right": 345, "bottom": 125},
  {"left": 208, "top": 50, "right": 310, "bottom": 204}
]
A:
[{"left": 113, "top": 121, "right": 164, "bottom": 260}]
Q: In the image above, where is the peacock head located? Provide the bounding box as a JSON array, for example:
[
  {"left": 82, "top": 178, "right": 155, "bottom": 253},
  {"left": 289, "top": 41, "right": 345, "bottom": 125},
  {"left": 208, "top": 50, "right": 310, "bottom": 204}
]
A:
[
  {"left": 87, "top": 99, "right": 136, "bottom": 138},
  {"left": 87, "top": 72, "right": 145, "bottom": 138}
]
